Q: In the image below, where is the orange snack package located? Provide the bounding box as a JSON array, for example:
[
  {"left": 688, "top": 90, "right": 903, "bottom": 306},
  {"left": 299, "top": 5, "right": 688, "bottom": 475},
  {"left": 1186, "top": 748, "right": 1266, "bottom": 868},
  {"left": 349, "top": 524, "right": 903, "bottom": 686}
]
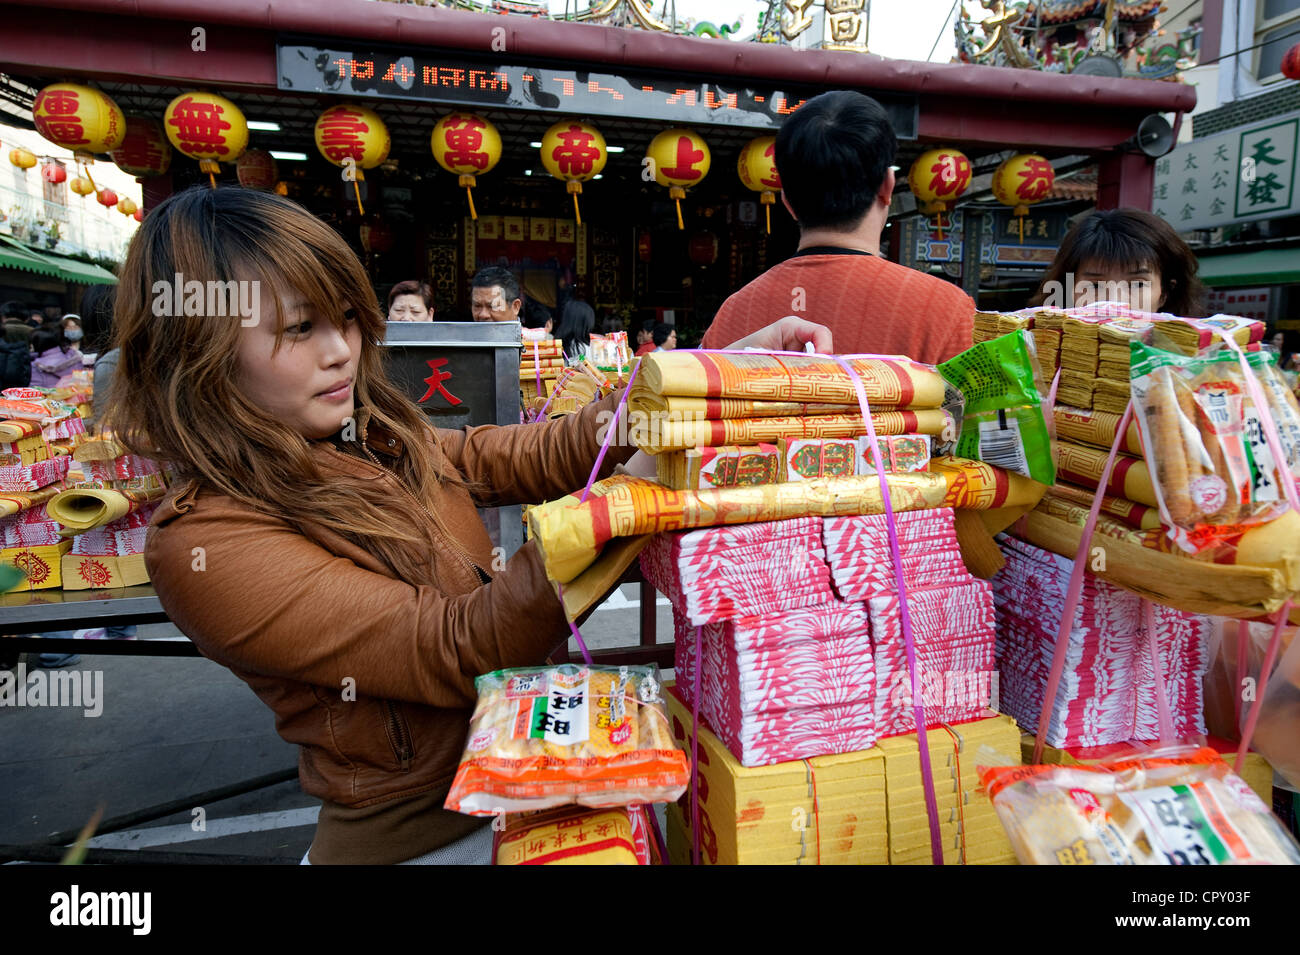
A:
[{"left": 445, "top": 663, "right": 689, "bottom": 816}]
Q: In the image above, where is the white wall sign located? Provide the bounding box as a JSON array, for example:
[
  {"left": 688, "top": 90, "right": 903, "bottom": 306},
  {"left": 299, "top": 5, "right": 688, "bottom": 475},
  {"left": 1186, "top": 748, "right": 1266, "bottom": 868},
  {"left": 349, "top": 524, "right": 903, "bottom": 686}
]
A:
[{"left": 1153, "top": 110, "right": 1299, "bottom": 230}]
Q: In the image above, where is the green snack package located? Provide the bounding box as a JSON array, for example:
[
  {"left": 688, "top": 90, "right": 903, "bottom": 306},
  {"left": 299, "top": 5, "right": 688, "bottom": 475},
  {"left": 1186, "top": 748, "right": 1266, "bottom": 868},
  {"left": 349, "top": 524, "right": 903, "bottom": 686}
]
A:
[{"left": 938, "top": 330, "right": 1056, "bottom": 485}]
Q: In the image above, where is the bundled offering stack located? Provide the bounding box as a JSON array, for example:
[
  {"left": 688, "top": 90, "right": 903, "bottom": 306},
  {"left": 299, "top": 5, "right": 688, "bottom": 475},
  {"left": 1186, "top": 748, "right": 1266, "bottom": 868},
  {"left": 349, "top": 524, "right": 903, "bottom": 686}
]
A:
[
  {"left": 664, "top": 689, "right": 1020, "bottom": 865},
  {"left": 992, "top": 535, "right": 1211, "bottom": 747},
  {"left": 0, "top": 387, "right": 94, "bottom": 591},
  {"left": 655, "top": 507, "right": 998, "bottom": 767},
  {"left": 670, "top": 603, "right": 878, "bottom": 767},
  {"left": 626, "top": 351, "right": 954, "bottom": 456},
  {"left": 641, "top": 517, "right": 834, "bottom": 627},
  {"left": 970, "top": 306, "right": 1300, "bottom": 620},
  {"left": 49, "top": 440, "right": 170, "bottom": 589},
  {"left": 519, "top": 339, "right": 567, "bottom": 399},
  {"left": 645, "top": 517, "right": 877, "bottom": 766}
]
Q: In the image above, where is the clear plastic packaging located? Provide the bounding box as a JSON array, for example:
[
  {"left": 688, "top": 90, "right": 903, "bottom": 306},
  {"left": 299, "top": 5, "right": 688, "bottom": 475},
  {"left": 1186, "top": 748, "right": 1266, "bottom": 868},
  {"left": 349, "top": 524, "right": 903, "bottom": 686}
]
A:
[
  {"left": 978, "top": 745, "right": 1300, "bottom": 865},
  {"left": 1130, "top": 342, "right": 1300, "bottom": 552},
  {"left": 445, "top": 663, "right": 689, "bottom": 816}
]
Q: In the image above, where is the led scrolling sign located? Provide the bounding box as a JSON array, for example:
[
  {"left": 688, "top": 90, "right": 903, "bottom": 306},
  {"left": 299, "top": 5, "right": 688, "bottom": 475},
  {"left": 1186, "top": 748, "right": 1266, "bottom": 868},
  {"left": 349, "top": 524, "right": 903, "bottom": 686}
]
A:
[{"left": 277, "top": 40, "right": 918, "bottom": 137}]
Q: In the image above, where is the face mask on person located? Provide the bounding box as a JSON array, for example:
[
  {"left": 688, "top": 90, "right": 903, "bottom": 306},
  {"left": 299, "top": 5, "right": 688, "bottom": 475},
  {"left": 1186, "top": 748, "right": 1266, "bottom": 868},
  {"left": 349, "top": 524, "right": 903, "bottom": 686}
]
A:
[{"left": 65, "top": 329, "right": 83, "bottom": 342}]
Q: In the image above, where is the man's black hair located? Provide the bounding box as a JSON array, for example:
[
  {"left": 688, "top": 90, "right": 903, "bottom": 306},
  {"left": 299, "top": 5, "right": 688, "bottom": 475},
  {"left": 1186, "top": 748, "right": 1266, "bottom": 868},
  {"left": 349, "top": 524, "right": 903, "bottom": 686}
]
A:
[
  {"left": 652, "top": 323, "right": 675, "bottom": 347},
  {"left": 775, "top": 90, "right": 898, "bottom": 232},
  {"left": 470, "top": 266, "right": 521, "bottom": 305}
]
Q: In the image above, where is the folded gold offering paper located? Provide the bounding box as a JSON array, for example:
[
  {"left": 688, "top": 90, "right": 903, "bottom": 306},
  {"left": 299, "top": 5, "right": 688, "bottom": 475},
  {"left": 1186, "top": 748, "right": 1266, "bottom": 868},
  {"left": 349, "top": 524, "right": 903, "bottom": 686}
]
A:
[
  {"left": 528, "top": 471, "right": 948, "bottom": 586},
  {"left": 1024, "top": 493, "right": 1300, "bottom": 620},
  {"left": 627, "top": 409, "right": 953, "bottom": 455},
  {"left": 631, "top": 351, "right": 947, "bottom": 408}
]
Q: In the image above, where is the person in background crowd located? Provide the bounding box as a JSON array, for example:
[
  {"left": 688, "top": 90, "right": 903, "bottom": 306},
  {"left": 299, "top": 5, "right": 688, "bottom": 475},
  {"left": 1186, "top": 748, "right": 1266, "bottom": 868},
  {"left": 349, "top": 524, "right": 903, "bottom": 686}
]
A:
[
  {"left": 386, "top": 280, "right": 435, "bottom": 322},
  {"left": 470, "top": 266, "right": 522, "bottom": 323},
  {"left": 2, "top": 301, "right": 31, "bottom": 345},
  {"left": 29, "top": 323, "right": 82, "bottom": 389},
  {"left": 0, "top": 319, "right": 31, "bottom": 388},
  {"left": 29, "top": 307, "right": 45, "bottom": 327},
  {"left": 653, "top": 323, "right": 677, "bottom": 351},
  {"left": 701, "top": 90, "right": 974, "bottom": 364},
  {"left": 1031, "top": 209, "right": 1206, "bottom": 316},
  {"left": 78, "top": 285, "right": 118, "bottom": 429},
  {"left": 634, "top": 319, "right": 656, "bottom": 357},
  {"left": 61, "top": 314, "right": 84, "bottom": 344},
  {"left": 552, "top": 288, "right": 594, "bottom": 356},
  {"left": 521, "top": 298, "right": 554, "bottom": 341}
]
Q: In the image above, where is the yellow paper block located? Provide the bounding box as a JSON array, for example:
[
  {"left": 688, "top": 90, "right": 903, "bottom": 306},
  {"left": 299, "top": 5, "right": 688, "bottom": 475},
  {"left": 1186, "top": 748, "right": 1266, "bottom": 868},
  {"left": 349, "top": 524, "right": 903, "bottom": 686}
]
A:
[
  {"left": 61, "top": 553, "right": 150, "bottom": 590},
  {"left": 1, "top": 540, "right": 73, "bottom": 591}
]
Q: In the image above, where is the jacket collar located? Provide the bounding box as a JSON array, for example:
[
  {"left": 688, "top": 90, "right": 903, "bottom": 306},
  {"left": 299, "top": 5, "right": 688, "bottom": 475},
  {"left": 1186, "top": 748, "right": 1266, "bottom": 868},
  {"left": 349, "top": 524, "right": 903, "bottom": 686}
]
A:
[{"left": 352, "top": 405, "right": 405, "bottom": 458}]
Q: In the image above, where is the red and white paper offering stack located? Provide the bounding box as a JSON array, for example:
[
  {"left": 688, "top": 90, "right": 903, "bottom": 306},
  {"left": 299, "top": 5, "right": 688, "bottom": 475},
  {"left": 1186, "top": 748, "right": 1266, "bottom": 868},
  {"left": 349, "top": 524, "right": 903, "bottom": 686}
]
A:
[
  {"left": 671, "top": 604, "right": 878, "bottom": 767},
  {"left": 640, "top": 517, "right": 834, "bottom": 626},
  {"left": 651, "top": 507, "right": 999, "bottom": 767},
  {"left": 992, "top": 535, "right": 1210, "bottom": 747},
  {"left": 826, "top": 509, "right": 998, "bottom": 737}
]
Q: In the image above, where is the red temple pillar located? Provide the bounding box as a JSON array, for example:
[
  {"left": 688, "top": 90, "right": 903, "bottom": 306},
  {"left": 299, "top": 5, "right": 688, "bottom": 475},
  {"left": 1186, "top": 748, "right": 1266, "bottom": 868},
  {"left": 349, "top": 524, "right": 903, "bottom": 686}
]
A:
[{"left": 1096, "top": 152, "right": 1154, "bottom": 211}]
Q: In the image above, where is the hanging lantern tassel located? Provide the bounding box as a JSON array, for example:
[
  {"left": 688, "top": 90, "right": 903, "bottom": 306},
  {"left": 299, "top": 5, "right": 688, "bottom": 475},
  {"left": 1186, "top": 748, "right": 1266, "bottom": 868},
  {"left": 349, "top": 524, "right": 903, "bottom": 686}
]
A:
[
  {"left": 352, "top": 168, "right": 366, "bottom": 216},
  {"left": 567, "top": 179, "right": 583, "bottom": 226},
  {"left": 1015, "top": 204, "right": 1028, "bottom": 244},
  {"left": 670, "top": 185, "right": 685, "bottom": 230},
  {"left": 933, "top": 212, "right": 946, "bottom": 242},
  {"left": 761, "top": 190, "right": 774, "bottom": 234},
  {"left": 199, "top": 159, "right": 220, "bottom": 189},
  {"left": 459, "top": 174, "right": 478, "bottom": 220},
  {"left": 78, "top": 162, "right": 98, "bottom": 195}
]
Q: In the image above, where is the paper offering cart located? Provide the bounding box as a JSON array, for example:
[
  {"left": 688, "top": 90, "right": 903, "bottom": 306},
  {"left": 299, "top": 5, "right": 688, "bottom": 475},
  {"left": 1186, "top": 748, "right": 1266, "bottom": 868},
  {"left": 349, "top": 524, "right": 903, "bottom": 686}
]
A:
[{"left": 455, "top": 320, "right": 1300, "bottom": 865}]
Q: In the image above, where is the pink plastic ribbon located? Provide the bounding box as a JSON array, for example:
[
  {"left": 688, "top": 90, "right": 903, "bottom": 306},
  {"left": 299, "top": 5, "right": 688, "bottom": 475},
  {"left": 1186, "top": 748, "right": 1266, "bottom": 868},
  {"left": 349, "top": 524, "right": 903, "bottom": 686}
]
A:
[
  {"left": 1235, "top": 599, "right": 1292, "bottom": 774},
  {"left": 1234, "top": 618, "right": 1249, "bottom": 728},
  {"left": 553, "top": 584, "right": 593, "bottom": 665},
  {"left": 578, "top": 359, "right": 642, "bottom": 504},
  {"left": 1033, "top": 401, "right": 1136, "bottom": 765},
  {"left": 834, "top": 355, "right": 944, "bottom": 866},
  {"left": 1213, "top": 331, "right": 1300, "bottom": 516},
  {"left": 532, "top": 340, "right": 543, "bottom": 399},
  {"left": 1045, "top": 368, "right": 1061, "bottom": 442},
  {"left": 691, "top": 623, "right": 702, "bottom": 867},
  {"left": 1142, "top": 598, "right": 1175, "bottom": 742}
]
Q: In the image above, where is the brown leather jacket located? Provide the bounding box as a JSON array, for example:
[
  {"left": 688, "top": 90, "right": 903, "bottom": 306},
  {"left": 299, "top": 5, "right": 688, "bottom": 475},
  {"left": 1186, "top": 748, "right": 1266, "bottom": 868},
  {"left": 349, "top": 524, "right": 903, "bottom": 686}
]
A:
[{"left": 145, "top": 392, "right": 633, "bottom": 862}]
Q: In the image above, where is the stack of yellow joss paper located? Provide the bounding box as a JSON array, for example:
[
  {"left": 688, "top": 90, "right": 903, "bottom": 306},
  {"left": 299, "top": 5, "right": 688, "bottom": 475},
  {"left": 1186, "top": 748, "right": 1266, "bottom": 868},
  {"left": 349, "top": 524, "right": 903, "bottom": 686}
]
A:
[{"left": 664, "top": 688, "right": 1020, "bottom": 865}]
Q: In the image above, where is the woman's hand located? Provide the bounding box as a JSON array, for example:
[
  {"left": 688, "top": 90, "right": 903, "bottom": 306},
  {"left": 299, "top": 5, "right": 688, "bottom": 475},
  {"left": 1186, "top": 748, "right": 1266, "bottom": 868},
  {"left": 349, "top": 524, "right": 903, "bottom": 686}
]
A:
[{"left": 726, "top": 316, "right": 833, "bottom": 354}]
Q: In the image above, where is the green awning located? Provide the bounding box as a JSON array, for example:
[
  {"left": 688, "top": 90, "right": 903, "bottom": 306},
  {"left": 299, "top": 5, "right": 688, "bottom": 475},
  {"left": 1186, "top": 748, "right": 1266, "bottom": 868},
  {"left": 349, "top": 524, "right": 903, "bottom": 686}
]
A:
[
  {"left": 42, "top": 253, "right": 118, "bottom": 285},
  {"left": 0, "top": 235, "right": 66, "bottom": 280},
  {"left": 1198, "top": 249, "right": 1300, "bottom": 288}
]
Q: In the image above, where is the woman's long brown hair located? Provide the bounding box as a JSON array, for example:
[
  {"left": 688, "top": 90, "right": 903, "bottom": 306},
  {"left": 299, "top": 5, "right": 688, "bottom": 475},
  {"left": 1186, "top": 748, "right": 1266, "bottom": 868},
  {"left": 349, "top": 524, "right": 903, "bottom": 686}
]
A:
[{"left": 108, "top": 186, "right": 457, "bottom": 580}]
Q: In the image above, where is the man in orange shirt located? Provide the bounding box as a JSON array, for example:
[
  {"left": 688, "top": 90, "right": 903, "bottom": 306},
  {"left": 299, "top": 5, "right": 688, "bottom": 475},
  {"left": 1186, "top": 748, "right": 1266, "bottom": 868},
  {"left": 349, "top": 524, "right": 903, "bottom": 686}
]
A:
[{"left": 701, "top": 91, "right": 974, "bottom": 366}]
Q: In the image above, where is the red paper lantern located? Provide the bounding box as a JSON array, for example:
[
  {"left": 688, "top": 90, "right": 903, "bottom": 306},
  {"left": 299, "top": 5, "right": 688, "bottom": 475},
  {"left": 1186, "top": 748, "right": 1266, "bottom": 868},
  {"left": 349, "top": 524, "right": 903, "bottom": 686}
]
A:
[
  {"left": 688, "top": 231, "right": 718, "bottom": 266},
  {"left": 97, "top": 188, "right": 118, "bottom": 208},
  {"left": 1282, "top": 43, "right": 1300, "bottom": 81},
  {"left": 110, "top": 116, "right": 172, "bottom": 179},
  {"left": 236, "top": 148, "right": 278, "bottom": 190},
  {"left": 359, "top": 216, "right": 395, "bottom": 255},
  {"left": 133, "top": 208, "right": 143, "bottom": 222},
  {"left": 40, "top": 162, "right": 67, "bottom": 184}
]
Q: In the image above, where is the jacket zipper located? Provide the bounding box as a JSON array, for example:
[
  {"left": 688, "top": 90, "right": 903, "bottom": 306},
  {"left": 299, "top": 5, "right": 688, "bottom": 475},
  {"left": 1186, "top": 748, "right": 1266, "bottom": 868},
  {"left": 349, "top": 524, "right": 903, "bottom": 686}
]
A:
[
  {"left": 384, "top": 700, "right": 414, "bottom": 771},
  {"left": 354, "top": 442, "right": 484, "bottom": 587}
]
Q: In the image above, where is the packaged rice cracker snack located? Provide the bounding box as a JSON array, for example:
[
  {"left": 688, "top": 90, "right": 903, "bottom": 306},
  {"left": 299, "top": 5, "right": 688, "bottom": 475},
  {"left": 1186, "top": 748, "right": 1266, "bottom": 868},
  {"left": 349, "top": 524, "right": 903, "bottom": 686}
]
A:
[
  {"left": 1130, "top": 342, "right": 1300, "bottom": 552},
  {"left": 446, "top": 663, "right": 689, "bottom": 816},
  {"left": 978, "top": 746, "right": 1300, "bottom": 865}
]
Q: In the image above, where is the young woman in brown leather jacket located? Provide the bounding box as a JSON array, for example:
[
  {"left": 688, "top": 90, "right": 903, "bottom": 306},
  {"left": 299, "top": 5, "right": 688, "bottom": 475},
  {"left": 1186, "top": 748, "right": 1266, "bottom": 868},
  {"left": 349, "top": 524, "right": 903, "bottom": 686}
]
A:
[{"left": 108, "top": 186, "right": 831, "bottom": 865}]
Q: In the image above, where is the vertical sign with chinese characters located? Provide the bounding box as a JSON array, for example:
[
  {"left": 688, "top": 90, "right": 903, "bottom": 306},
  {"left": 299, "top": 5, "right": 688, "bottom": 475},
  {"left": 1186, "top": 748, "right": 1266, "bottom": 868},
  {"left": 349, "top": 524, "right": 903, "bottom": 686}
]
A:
[{"left": 1153, "top": 111, "right": 1300, "bottom": 230}]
